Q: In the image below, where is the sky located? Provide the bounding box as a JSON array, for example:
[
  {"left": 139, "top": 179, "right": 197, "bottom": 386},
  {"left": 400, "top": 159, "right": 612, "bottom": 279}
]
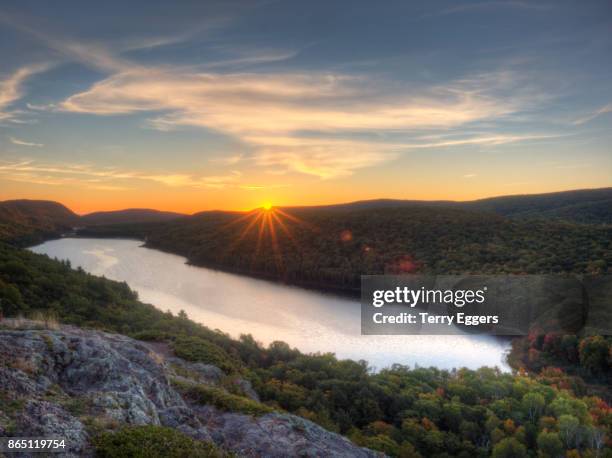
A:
[{"left": 0, "top": 0, "right": 610, "bottom": 214}]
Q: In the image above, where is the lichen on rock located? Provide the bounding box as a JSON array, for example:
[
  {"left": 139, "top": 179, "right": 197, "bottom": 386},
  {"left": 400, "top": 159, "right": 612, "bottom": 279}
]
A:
[{"left": 0, "top": 323, "right": 382, "bottom": 457}]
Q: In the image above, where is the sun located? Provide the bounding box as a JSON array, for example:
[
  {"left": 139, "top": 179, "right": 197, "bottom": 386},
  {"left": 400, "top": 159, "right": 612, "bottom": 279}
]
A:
[{"left": 262, "top": 202, "right": 273, "bottom": 211}]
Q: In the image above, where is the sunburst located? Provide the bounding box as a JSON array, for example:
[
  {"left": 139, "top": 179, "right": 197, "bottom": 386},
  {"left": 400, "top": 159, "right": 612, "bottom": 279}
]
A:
[{"left": 220, "top": 205, "right": 314, "bottom": 276}]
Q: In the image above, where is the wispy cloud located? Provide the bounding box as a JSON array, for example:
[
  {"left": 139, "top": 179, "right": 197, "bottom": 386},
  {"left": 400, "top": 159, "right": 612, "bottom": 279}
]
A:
[
  {"left": 9, "top": 136, "right": 44, "bottom": 147},
  {"left": 399, "top": 132, "right": 562, "bottom": 149},
  {"left": 437, "top": 1, "right": 552, "bottom": 15},
  {"left": 0, "top": 159, "right": 280, "bottom": 190},
  {"left": 251, "top": 137, "right": 401, "bottom": 178},
  {"left": 57, "top": 65, "right": 548, "bottom": 177},
  {"left": 0, "top": 16, "right": 564, "bottom": 180},
  {"left": 554, "top": 163, "right": 591, "bottom": 170},
  {"left": 0, "top": 64, "right": 50, "bottom": 123},
  {"left": 140, "top": 170, "right": 243, "bottom": 189},
  {"left": 202, "top": 46, "right": 298, "bottom": 69},
  {"left": 573, "top": 103, "right": 612, "bottom": 126},
  {"left": 209, "top": 154, "right": 243, "bottom": 165}
]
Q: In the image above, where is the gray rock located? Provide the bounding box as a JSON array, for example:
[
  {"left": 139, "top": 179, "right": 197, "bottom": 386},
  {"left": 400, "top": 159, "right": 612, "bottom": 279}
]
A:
[
  {"left": 200, "top": 408, "right": 380, "bottom": 457},
  {"left": 191, "top": 362, "right": 225, "bottom": 383},
  {"left": 0, "top": 325, "right": 383, "bottom": 457},
  {"left": 15, "top": 400, "right": 88, "bottom": 457},
  {"left": 235, "top": 378, "right": 260, "bottom": 402}
]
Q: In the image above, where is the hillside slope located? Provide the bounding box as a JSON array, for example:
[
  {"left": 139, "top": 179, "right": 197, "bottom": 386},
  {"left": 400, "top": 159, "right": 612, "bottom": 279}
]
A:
[
  {"left": 142, "top": 205, "right": 611, "bottom": 292},
  {"left": 465, "top": 187, "right": 612, "bottom": 223},
  {"left": 0, "top": 200, "right": 79, "bottom": 245},
  {"left": 81, "top": 208, "right": 186, "bottom": 226},
  {"left": 289, "top": 188, "right": 612, "bottom": 224}
]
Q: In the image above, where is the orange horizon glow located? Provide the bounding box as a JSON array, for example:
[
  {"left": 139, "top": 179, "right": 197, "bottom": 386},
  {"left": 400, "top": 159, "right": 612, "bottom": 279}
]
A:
[{"left": 1, "top": 182, "right": 610, "bottom": 215}]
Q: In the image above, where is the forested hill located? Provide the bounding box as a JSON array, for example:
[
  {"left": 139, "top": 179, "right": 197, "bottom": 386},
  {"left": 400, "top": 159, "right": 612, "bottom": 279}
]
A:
[
  {"left": 2, "top": 189, "right": 611, "bottom": 292},
  {"left": 57, "top": 188, "right": 612, "bottom": 293},
  {"left": 465, "top": 187, "right": 612, "bottom": 223},
  {"left": 139, "top": 205, "right": 610, "bottom": 292},
  {"left": 80, "top": 208, "right": 186, "bottom": 226},
  {"left": 0, "top": 200, "right": 185, "bottom": 244},
  {"left": 0, "top": 199, "right": 79, "bottom": 245},
  {"left": 290, "top": 187, "right": 612, "bottom": 224}
]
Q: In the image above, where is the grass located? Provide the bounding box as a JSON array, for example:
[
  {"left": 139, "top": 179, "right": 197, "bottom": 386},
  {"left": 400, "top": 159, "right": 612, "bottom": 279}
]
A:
[
  {"left": 10, "top": 357, "right": 37, "bottom": 375},
  {"left": 171, "top": 336, "right": 239, "bottom": 373},
  {"left": 29, "top": 310, "right": 60, "bottom": 330},
  {"left": 93, "top": 425, "right": 230, "bottom": 458},
  {"left": 0, "top": 391, "right": 26, "bottom": 417},
  {"left": 63, "top": 396, "right": 94, "bottom": 417},
  {"left": 0, "top": 312, "right": 60, "bottom": 331},
  {"left": 172, "top": 379, "right": 274, "bottom": 416}
]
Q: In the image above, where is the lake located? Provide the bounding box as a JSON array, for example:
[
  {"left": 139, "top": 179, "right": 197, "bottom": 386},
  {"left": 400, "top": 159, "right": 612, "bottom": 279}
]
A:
[{"left": 31, "top": 238, "right": 510, "bottom": 371}]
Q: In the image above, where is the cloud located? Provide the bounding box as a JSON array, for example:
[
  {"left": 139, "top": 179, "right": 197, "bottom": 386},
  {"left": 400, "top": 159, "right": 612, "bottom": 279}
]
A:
[
  {"left": 437, "top": 1, "right": 551, "bottom": 15},
  {"left": 251, "top": 137, "right": 401, "bottom": 178},
  {"left": 140, "top": 170, "right": 243, "bottom": 188},
  {"left": 463, "top": 173, "right": 477, "bottom": 178},
  {"left": 573, "top": 103, "right": 612, "bottom": 126},
  {"left": 2, "top": 18, "right": 561, "bottom": 179},
  {"left": 202, "top": 47, "right": 299, "bottom": 69},
  {"left": 26, "top": 102, "right": 57, "bottom": 111},
  {"left": 209, "top": 154, "right": 243, "bottom": 165},
  {"left": 61, "top": 70, "right": 517, "bottom": 131},
  {"left": 9, "top": 136, "right": 44, "bottom": 147},
  {"left": 0, "top": 159, "right": 254, "bottom": 190},
  {"left": 399, "top": 132, "right": 562, "bottom": 149},
  {"left": 554, "top": 163, "right": 591, "bottom": 170},
  {"left": 57, "top": 65, "right": 544, "bottom": 177},
  {"left": 0, "top": 64, "right": 50, "bottom": 122}
]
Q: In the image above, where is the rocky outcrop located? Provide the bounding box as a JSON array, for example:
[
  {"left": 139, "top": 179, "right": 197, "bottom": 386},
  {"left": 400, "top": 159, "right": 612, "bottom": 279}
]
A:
[
  {"left": 0, "top": 322, "right": 381, "bottom": 457},
  {"left": 200, "top": 408, "right": 377, "bottom": 457}
]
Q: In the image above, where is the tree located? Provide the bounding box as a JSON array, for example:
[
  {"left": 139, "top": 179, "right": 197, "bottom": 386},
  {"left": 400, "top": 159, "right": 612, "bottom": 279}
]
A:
[
  {"left": 492, "top": 437, "right": 528, "bottom": 458},
  {"left": 360, "top": 434, "right": 399, "bottom": 456},
  {"left": 579, "top": 336, "right": 610, "bottom": 376},
  {"left": 558, "top": 415, "right": 580, "bottom": 449},
  {"left": 586, "top": 426, "right": 606, "bottom": 457},
  {"left": 397, "top": 441, "right": 422, "bottom": 458},
  {"left": 522, "top": 392, "right": 545, "bottom": 422},
  {"left": 549, "top": 395, "right": 588, "bottom": 420},
  {"left": 537, "top": 431, "right": 563, "bottom": 458},
  {"left": 0, "top": 278, "right": 25, "bottom": 315}
]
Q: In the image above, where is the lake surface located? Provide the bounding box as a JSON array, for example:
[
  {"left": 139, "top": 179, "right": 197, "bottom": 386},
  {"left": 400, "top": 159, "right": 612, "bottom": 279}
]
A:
[{"left": 31, "top": 238, "right": 510, "bottom": 371}]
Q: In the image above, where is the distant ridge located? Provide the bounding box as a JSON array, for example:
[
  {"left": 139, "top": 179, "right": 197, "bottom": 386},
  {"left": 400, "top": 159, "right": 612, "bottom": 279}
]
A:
[
  {"left": 81, "top": 208, "right": 186, "bottom": 226},
  {"left": 0, "top": 199, "right": 79, "bottom": 244},
  {"left": 1, "top": 187, "right": 611, "bottom": 234},
  {"left": 282, "top": 187, "right": 612, "bottom": 224}
]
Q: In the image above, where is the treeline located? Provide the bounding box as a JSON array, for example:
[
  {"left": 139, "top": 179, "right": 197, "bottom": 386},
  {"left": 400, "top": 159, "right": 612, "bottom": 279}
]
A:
[
  {"left": 133, "top": 206, "right": 611, "bottom": 293},
  {"left": 0, "top": 243, "right": 610, "bottom": 457},
  {"left": 509, "top": 333, "right": 611, "bottom": 394}
]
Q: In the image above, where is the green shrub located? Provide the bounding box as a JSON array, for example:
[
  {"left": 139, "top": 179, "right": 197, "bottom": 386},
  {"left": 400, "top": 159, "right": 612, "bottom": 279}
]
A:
[
  {"left": 0, "top": 391, "right": 26, "bottom": 416},
  {"left": 93, "top": 425, "right": 227, "bottom": 457},
  {"left": 173, "top": 379, "right": 274, "bottom": 416},
  {"left": 172, "top": 336, "right": 238, "bottom": 373},
  {"left": 130, "top": 329, "right": 170, "bottom": 342}
]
